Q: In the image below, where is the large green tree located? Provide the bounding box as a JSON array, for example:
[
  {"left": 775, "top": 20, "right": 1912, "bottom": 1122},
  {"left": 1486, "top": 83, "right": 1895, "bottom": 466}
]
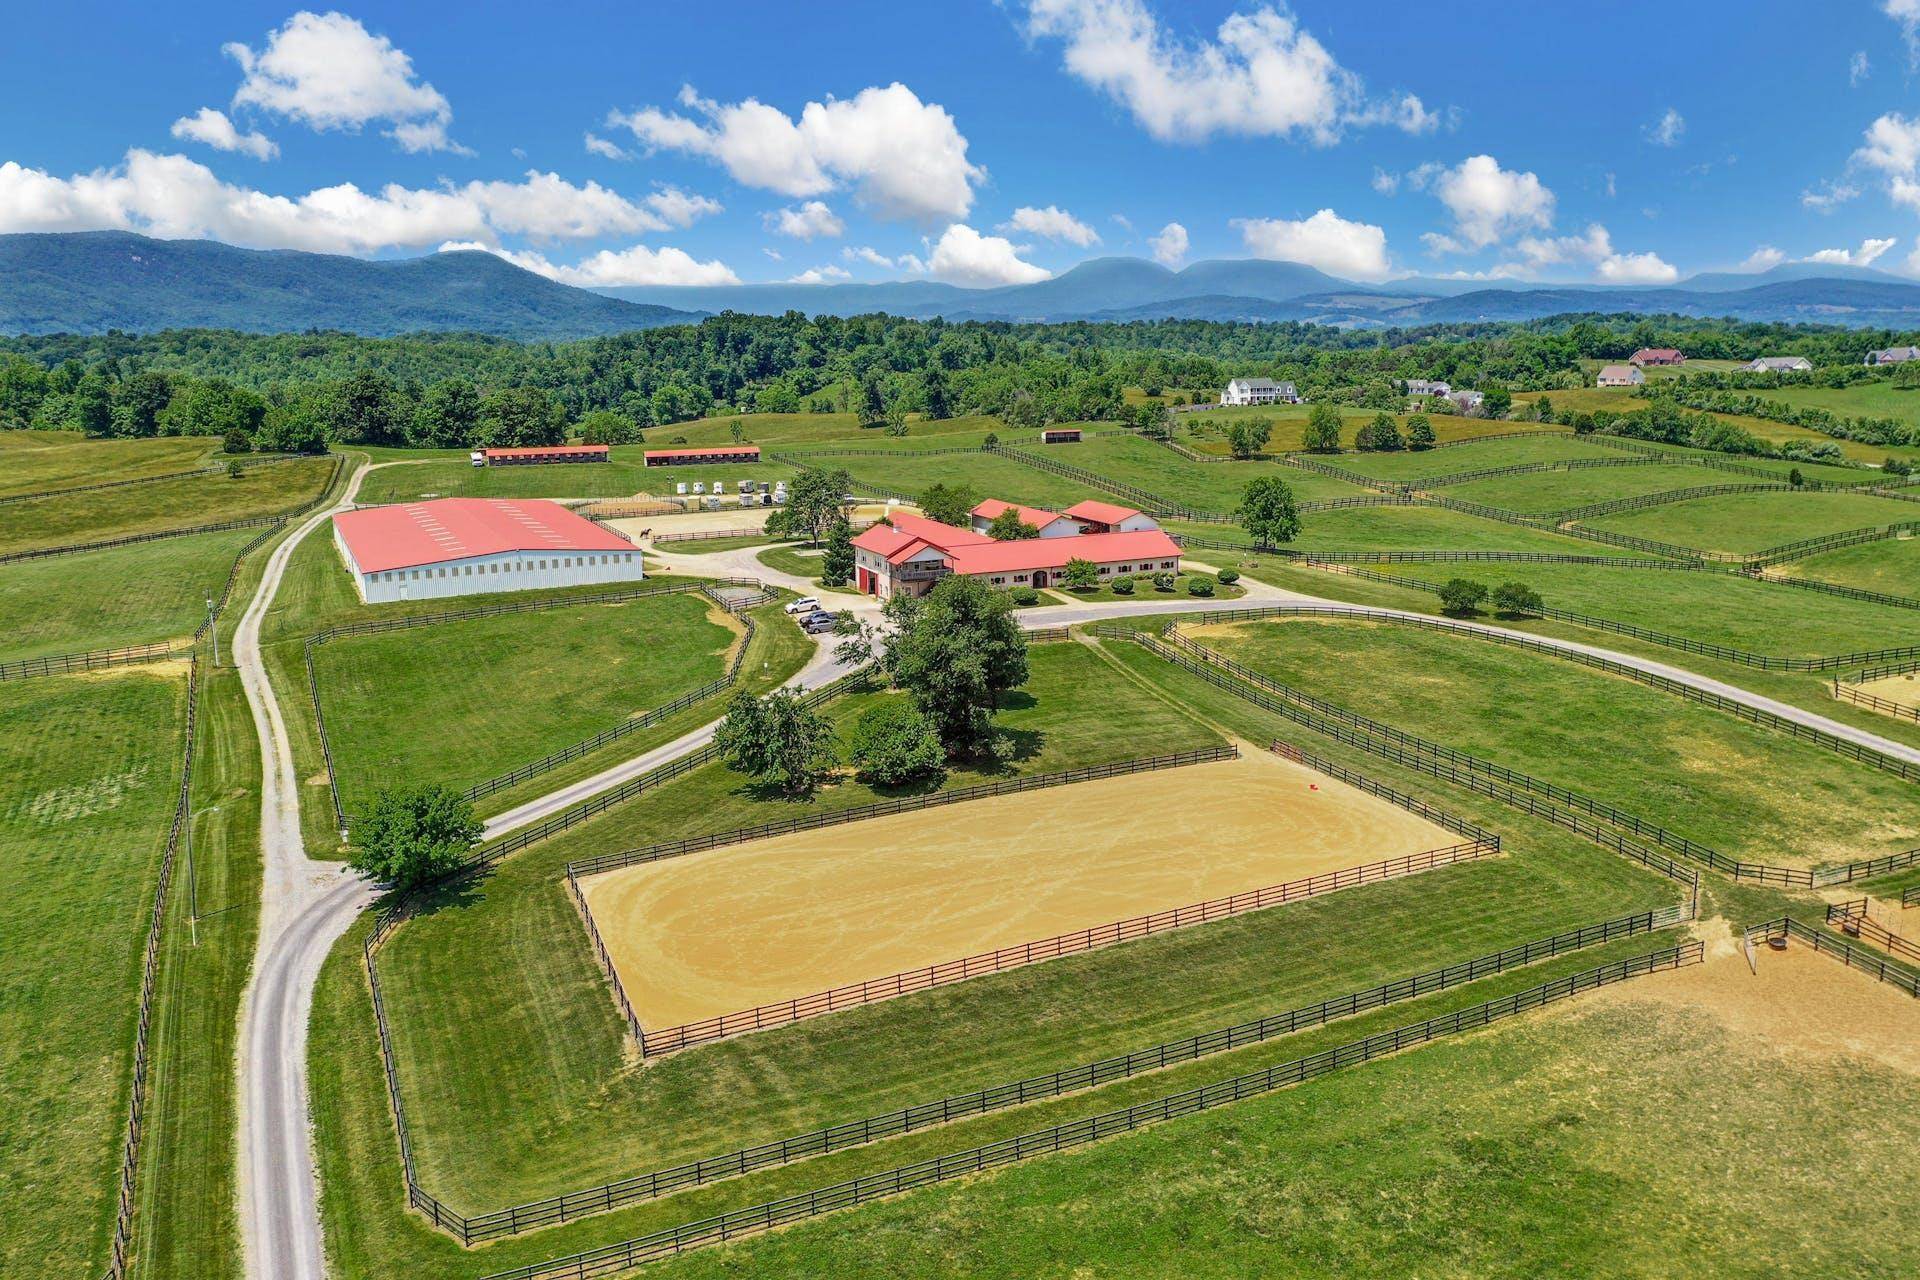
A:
[
  {"left": 986, "top": 508, "right": 1039, "bottom": 540},
  {"left": 410, "top": 379, "right": 481, "bottom": 448},
  {"left": 347, "top": 784, "right": 483, "bottom": 888},
  {"left": 1301, "top": 401, "right": 1343, "bottom": 452},
  {"left": 918, "top": 482, "right": 978, "bottom": 527},
  {"left": 477, "top": 385, "right": 567, "bottom": 447},
  {"left": 845, "top": 702, "right": 946, "bottom": 787},
  {"left": 325, "top": 370, "right": 405, "bottom": 445},
  {"left": 1226, "top": 416, "right": 1272, "bottom": 459},
  {"left": 781, "top": 465, "right": 851, "bottom": 545},
  {"left": 821, "top": 513, "right": 855, "bottom": 586},
  {"left": 1238, "top": 476, "right": 1302, "bottom": 547},
  {"left": 884, "top": 574, "right": 1029, "bottom": 757},
  {"left": 713, "top": 689, "right": 838, "bottom": 798}
]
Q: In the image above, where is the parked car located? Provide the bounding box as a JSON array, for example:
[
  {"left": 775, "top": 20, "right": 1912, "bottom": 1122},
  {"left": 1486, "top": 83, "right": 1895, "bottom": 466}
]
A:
[
  {"left": 800, "top": 616, "right": 837, "bottom": 634},
  {"left": 784, "top": 596, "right": 820, "bottom": 615}
]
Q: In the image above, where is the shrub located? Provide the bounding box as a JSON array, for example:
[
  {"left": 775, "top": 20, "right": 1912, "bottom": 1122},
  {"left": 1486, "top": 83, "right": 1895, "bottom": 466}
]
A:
[
  {"left": 1111, "top": 575, "right": 1136, "bottom": 595},
  {"left": 1152, "top": 571, "right": 1176, "bottom": 592},
  {"left": 1063, "top": 557, "right": 1100, "bottom": 589},
  {"left": 1216, "top": 568, "right": 1240, "bottom": 585},
  {"left": 1438, "top": 578, "right": 1489, "bottom": 616},
  {"left": 226, "top": 460, "right": 243, "bottom": 478},
  {"left": 1011, "top": 586, "right": 1040, "bottom": 605},
  {"left": 222, "top": 427, "right": 252, "bottom": 454},
  {"left": 1186, "top": 576, "right": 1216, "bottom": 597},
  {"left": 846, "top": 702, "right": 947, "bottom": 787}
]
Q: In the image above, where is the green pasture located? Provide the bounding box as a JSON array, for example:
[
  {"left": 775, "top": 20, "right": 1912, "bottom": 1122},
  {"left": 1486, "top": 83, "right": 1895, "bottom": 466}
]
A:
[
  {"left": 1052, "top": 434, "right": 1367, "bottom": 508},
  {"left": 0, "top": 524, "right": 264, "bottom": 662},
  {"left": 834, "top": 451, "right": 1116, "bottom": 509},
  {"left": 1446, "top": 463, "right": 1771, "bottom": 516},
  {"left": 1331, "top": 434, "right": 1618, "bottom": 484},
  {"left": 312, "top": 590, "right": 739, "bottom": 820},
  {"left": 0, "top": 455, "right": 335, "bottom": 556},
  {"left": 1171, "top": 504, "right": 1658, "bottom": 559},
  {"left": 1773, "top": 533, "right": 1920, "bottom": 596},
  {"left": 0, "top": 669, "right": 186, "bottom": 1277},
  {"left": 1176, "top": 409, "right": 1547, "bottom": 457},
  {"left": 353, "top": 454, "right": 792, "bottom": 504},
  {"left": 0, "top": 430, "right": 217, "bottom": 497},
  {"left": 1581, "top": 489, "right": 1920, "bottom": 555}
]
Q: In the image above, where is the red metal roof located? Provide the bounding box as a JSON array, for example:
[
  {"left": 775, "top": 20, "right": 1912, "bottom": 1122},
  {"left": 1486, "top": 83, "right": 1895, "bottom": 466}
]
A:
[
  {"left": 482, "top": 444, "right": 609, "bottom": 458},
  {"left": 971, "top": 498, "right": 1072, "bottom": 531},
  {"left": 642, "top": 445, "right": 761, "bottom": 459},
  {"left": 946, "top": 529, "right": 1181, "bottom": 576},
  {"left": 332, "top": 498, "right": 635, "bottom": 574},
  {"left": 853, "top": 513, "right": 992, "bottom": 565},
  {"left": 1063, "top": 500, "right": 1144, "bottom": 527}
]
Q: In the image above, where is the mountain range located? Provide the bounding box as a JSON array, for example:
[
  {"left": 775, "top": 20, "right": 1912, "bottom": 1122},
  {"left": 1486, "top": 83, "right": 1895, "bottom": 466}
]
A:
[{"left": 8, "top": 232, "right": 1920, "bottom": 338}]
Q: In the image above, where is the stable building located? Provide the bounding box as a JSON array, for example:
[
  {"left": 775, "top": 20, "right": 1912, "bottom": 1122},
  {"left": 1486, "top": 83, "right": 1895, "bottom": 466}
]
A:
[
  {"left": 1041, "top": 427, "right": 1084, "bottom": 444},
  {"left": 852, "top": 502, "right": 1178, "bottom": 599},
  {"left": 643, "top": 445, "right": 761, "bottom": 466},
  {"left": 471, "top": 444, "right": 609, "bottom": 467},
  {"left": 969, "top": 499, "right": 1083, "bottom": 538},
  {"left": 1063, "top": 500, "right": 1161, "bottom": 534},
  {"left": 331, "top": 497, "right": 643, "bottom": 604}
]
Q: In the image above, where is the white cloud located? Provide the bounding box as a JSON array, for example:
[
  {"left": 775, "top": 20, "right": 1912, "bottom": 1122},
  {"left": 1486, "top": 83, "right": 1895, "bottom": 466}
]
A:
[
  {"left": 1804, "top": 236, "right": 1897, "bottom": 267},
  {"left": 926, "top": 223, "right": 1051, "bottom": 286},
  {"left": 1644, "top": 107, "right": 1685, "bottom": 147},
  {"left": 1739, "top": 246, "right": 1786, "bottom": 271},
  {"left": 1851, "top": 50, "right": 1872, "bottom": 85},
  {"left": 1801, "top": 179, "right": 1859, "bottom": 212},
  {"left": 612, "top": 82, "right": 981, "bottom": 221},
  {"left": 1513, "top": 223, "right": 1612, "bottom": 271},
  {"left": 583, "top": 132, "right": 630, "bottom": 160},
  {"left": 765, "top": 199, "right": 844, "bottom": 241},
  {"left": 843, "top": 245, "right": 927, "bottom": 273},
  {"left": 1418, "top": 154, "right": 1554, "bottom": 251},
  {"left": 1110, "top": 212, "right": 1133, "bottom": 231},
  {"left": 1889, "top": 0, "right": 1920, "bottom": 69},
  {"left": 1232, "top": 208, "right": 1389, "bottom": 281},
  {"left": 1854, "top": 112, "right": 1920, "bottom": 175},
  {"left": 442, "top": 240, "right": 739, "bottom": 286},
  {"left": 170, "top": 108, "right": 277, "bottom": 161},
  {"left": 1370, "top": 167, "right": 1399, "bottom": 195},
  {"left": 1148, "top": 220, "right": 1188, "bottom": 267},
  {"left": 0, "top": 150, "right": 714, "bottom": 253},
  {"left": 1018, "top": 0, "right": 1435, "bottom": 145},
  {"left": 787, "top": 265, "right": 852, "bottom": 284},
  {"left": 1595, "top": 250, "right": 1678, "bottom": 284},
  {"left": 999, "top": 204, "right": 1100, "bottom": 246},
  {"left": 224, "top": 11, "right": 464, "bottom": 154}
]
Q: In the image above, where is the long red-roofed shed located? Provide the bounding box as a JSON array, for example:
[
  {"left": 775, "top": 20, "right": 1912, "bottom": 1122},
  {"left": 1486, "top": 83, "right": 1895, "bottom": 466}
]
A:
[{"left": 331, "top": 498, "right": 643, "bottom": 603}]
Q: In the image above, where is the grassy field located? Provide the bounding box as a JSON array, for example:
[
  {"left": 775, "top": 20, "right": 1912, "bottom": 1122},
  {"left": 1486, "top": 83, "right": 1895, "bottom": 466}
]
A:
[
  {"left": 353, "top": 453, "right": 793, "bottom": 504},
  {"left": 663, "top": 412, "right": 1005, "bottom": 450},
  {"left": 1446, "top": 463, "right": 1784, "bottom": 516},
  {"left": 0, "top": 524, "right": 265, "bottom": 662},
  {"left": 1595, "top": 438, "right": 1873, "bottom": 486},
  {"left": 1515, "top": 389, "right": 1918, "bottom": 467},
  {"left": 0, "top": 668, "right": 186, "bottom": 1277},
  {"left": 1375, "top": 561, "right": 1916, "bottom": 657},
  {"left": 1581, "top": 489, "right": 1920, "bottom": 555},
  {"left": 1041, "top": 570, "right": 1245, "bottom": 604},
  {"left": 308, "top": 632, "right": 1695, "bottom": 1276},
  {"left": 1331, "top": 434, "right": 1617, "bottom": 484},
  {"left": 1169, "top": 504, "right": 1657, "bottom": 559},
  {"left": 1041, "top": 435, "right": 1367, "bottom": 508},
  {"left": 1773, "top": 533, "right": 1920, "bottom": 596},
  {"left": 312, "top": 590, "right": 739, "bottom": 820},
  {"left": 0, "top": 430, "right": 218, "bottom": 496},
  {"left": 835, "top": 451, "right": 1116, "bottom": 509},
  {"left": 754, "top": 543, "right": 865, "bottom": 595},
  {"left": 1175, "top": 409, "right": 1545, "bottom": 457},
  {"left": 1193, "top": 616, "right": 1920, "bottom": 870},
  {"left": 628, "top": 957, "right": 1920, "bottom": 1279},
  {"left": 0, "top": 455, "right": 336, "bottom": 556}
]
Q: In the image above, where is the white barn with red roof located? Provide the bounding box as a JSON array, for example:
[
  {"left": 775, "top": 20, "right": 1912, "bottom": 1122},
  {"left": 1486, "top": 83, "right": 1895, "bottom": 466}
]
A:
[
  {"left": 852, "top": 500, "right": 1177, "bottom": 599},
  {"left": 331, "top": 497, "right": 643, "bottom": 604}
]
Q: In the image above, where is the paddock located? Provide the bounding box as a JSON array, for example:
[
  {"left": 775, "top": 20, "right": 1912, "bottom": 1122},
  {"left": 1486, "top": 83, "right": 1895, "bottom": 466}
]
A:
[{"left": 576, "top": 749, "right": 1464, "bottom": 1040}]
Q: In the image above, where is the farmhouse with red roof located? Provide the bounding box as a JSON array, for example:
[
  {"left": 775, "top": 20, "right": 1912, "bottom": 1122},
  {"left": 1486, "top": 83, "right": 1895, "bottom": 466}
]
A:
[
  {"left": 331, "top": 497, "right": 643, "bottom": 604},
  {"left": 851, "top": 499, "right": 1178, "bottom": 598}
]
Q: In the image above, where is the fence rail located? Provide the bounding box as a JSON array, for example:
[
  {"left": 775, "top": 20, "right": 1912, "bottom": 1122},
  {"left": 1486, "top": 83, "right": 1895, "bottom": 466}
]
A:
[
  {"left": 1746, "top": 918, "right": 1920, "bottom": 997},
  {"left": 573, "top": 500, "right": 687, "bottom": 519},
  {"left": 102, "top": 658, "right": 198, "bottom": 1280},
  {"left": 1549, "top": 481, "right": 1792, "bottom": 524},
  {"left": 477, "top": 942, "right": 1702, "bottom": 1280},
  {"left": 1413, "top": 455, "right": 1663, "bottom": 490},
  {"left": 1826, "top": 900, "right": 1920, "bottom": 963},
  {"left": 1757, "top": 568, "right": 1920, "bottom": 613},
  {"left": 438, "top": 904, "right": 1685, "bottom": 1242},
  {"left": 0, "top": 451, "right": 315, "bottom": 507},
  {"left": 1906, "top": 885, "right": 1920, "bottom": 908},
  {"left": 0, "top": 641, "right": 176, "bottom": 682}
]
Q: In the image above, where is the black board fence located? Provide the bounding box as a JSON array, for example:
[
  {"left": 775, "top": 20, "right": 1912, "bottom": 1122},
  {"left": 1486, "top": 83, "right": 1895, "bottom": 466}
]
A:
[
  {"left": 102, "top": 657, "right": 198, "bottom": 1280},
  {"left": 476, "top": 942, "right": 1702, "bottom": 1280},
  {"left": 0, "top": 641, "right": 176, "bottom": 682},
  {"left": 1904, "top": 885, "right": 1920, "bottom": 908},
  {"left": 984, "top": 441, "right": 1219, "bottom": 521},
  {"left": 418, "top": 903, "right": 1686, "bottom": 1244},
  {"left": 1757, "top": 567, "right": 1920, "bottom": 613},
  {"left": 1745, "top": 918, "right": 1920, "bottom": 998},
  {"left": 1826, "top": 900, "right": 1920, "bottom": 964}
]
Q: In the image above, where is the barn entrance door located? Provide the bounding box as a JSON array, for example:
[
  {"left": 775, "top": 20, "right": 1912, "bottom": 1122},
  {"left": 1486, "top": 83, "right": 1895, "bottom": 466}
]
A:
[{"left": 1031, "top": 570, "right": 1048, "bottom": 589}]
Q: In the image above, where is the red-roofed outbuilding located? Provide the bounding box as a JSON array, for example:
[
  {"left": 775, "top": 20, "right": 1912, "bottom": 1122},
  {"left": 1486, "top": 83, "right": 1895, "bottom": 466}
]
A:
[{"left": 331, "top": 498, "right": 643, "bottom": 603}]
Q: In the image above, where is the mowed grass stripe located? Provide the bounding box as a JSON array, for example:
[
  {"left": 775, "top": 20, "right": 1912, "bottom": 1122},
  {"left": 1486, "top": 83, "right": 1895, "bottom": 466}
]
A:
[
  {"left": 0, "top": 669, "right": 187, "bottom": 1277},
  {"left": 0, "top": 430, "right": 215, "bottom": 498}
]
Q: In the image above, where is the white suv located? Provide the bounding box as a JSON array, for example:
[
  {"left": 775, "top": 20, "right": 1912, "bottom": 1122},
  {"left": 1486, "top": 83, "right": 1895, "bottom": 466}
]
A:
[{"left": 784, "top": 596, "right": 821, "bottom": 615}]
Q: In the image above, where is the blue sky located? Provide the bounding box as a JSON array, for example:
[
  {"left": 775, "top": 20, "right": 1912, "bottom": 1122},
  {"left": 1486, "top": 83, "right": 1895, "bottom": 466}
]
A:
[{"left": 6, "top": 1, "right": 1920, "bottom": 288}]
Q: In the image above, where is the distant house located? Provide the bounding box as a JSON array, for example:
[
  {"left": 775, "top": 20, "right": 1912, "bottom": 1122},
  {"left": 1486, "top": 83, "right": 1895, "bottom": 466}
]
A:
[
  {"left": 1628, "top": 348, "right": 1684, "bottom": 366},
  {"left": 1403, "top": 379, "right": 1452, "bottom": 398},
  {"left": 1743, "top": 356, "right": 1812, "bottom": 373},
  {"left": 1220, "top": 377, "right": 1300, "bottom": 406},
  {"left": 1596, "top": 364, "right": 1645, "bottom": 388},
  {"left": 1446, "top": 390, "right": 1486, "bottom": 414},
  {"left": 1865, "top": 346, "right": 1920, "bottom": 366}
]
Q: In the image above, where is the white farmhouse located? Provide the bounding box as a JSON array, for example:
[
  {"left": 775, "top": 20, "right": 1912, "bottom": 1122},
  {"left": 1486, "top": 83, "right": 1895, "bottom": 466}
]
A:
[
  {"left": 1404, "top": 379, "right": 1452, "bottom": 398},
  {"left": 1596, "top": 364, "right": 1645, "bottom": 388},
  {"left": 1743, "top": 356, "right": 1812, "bottom": 373},
  {"left": 1220, "top": 377, "right": 1300, "bottom": 406}
]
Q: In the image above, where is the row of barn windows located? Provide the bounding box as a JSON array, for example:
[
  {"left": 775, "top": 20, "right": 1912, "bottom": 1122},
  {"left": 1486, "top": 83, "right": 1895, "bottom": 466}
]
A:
[
  {"left": 988, "top": 559, "right": 1176, "bottom": 585},
  {"left": 371, "top": 553, "right": 631, "bottom": 583}
]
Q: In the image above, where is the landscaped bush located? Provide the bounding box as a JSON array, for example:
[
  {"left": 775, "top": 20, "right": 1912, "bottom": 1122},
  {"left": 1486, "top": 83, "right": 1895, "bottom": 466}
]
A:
[
  {"left": 1186, "top": 576, "right": 1216, "bottom": 597},
  {"left": 1111, "top": 576, "right": 1136, "bottom": 595},
  {"left": 1216, "top": 568, "right": 1240, "bottom": 585},
  {"left": 1152, "top": 571, "right": 1176, "bottom": 592},
  {"left": 1011, "top": 586, "right": 1040, "bottom": 605}
]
